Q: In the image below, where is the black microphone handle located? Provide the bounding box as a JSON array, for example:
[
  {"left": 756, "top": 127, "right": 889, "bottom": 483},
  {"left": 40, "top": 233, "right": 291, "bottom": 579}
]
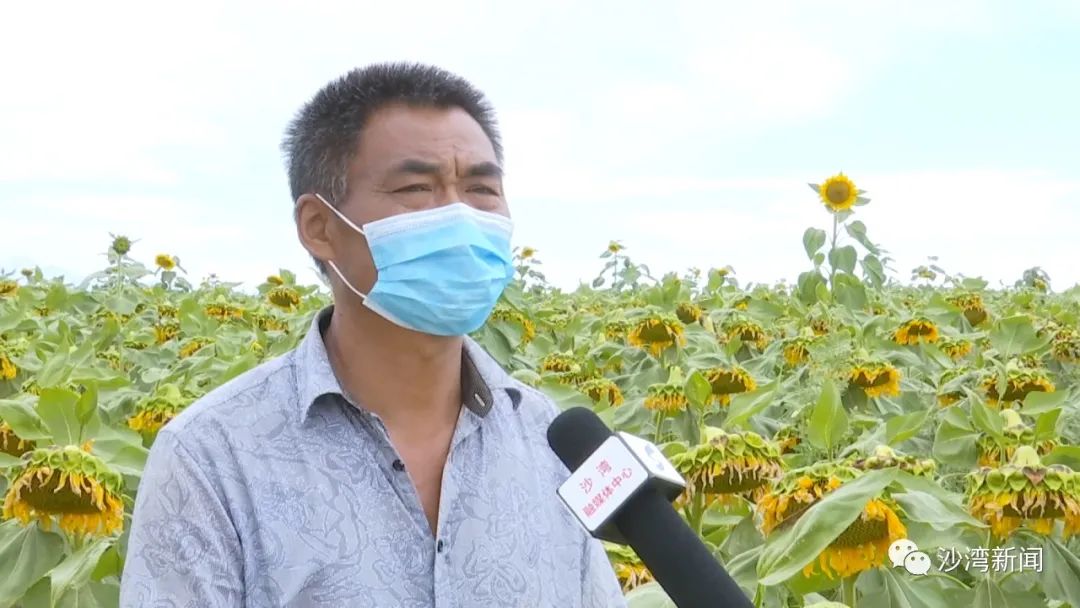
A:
[{"left": 615, "top": 486, "right": 753, "bottom": 608}]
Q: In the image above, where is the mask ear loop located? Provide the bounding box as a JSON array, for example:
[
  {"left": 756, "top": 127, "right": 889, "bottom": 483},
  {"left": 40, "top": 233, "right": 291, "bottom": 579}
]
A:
[{"left": 311, "top": 193, "right": 370, "bottom": 302}]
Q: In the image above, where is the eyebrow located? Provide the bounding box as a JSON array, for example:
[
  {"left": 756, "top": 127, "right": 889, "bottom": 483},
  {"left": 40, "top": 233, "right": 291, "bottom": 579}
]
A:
[{"left": 390, "top": 159, "right": 503, "bottom": 179}]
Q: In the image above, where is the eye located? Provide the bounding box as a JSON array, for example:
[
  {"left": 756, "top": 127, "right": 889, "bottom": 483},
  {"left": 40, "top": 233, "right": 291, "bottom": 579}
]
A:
[
  {"left": 394, "top": 184, "right": 431, "bottom": 193},
  {"left": 468, "top": 185, "right": 501, "bottom": 195}
]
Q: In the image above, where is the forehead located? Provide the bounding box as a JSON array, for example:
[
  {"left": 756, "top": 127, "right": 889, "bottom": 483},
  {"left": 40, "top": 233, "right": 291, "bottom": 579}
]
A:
[{"left": 352, "top": 104, "right": 497, "bottom": 175}]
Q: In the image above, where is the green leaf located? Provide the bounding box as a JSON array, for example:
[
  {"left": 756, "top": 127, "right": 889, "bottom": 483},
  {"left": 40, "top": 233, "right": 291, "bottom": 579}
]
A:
[
  {"left": 806, "top": 379, "right": 848, "bottom": 454},
  {"left": 828, "top": 245, "right": 858, "bottom": 274},
  {"left": 857, "top": 568, "right": 965, "bottom": 608},
  {"left": 1044, "top": 445, "right": 1080, "bottom": 469},
  {"left": 74, "top": 383, "right": 97, "bottom": 426},
  {"left": 0, "top": 397, "right": 52, "bottom": 441},
  {"left": 1033, "top": 408, "right": 1062, "bottom": 442},
  {"left": 1030, "top": 533, "right": 1080, "bottom": 606},
  {"left": 973, "top": 577, "right": 1044, "bottom": 608},
  {"left": 35, "top": 388, "right": 82, "bottom": 446},
  {"left": 757, "top": 468, "right": 897, "bottom": 585},
  {"left": 48, "top": 537, "right": 114, "bottom": 607},
  {"left": 803, "top": 228, "right": 827, "bottom": 259},
  {"left": 844, "top": 220, "right": 881, "bottom": 255},
  {"left": 0, "top": 520, "right": 66, "bottom": 606},
  {"left": 989, "top": 315, "right": 1050, "bottom": 357},
  {"left": 723, "top": 382, "right": 776, "bottom": 431},
  {"left": 1021, "top": 389, "right": 1068, "bottom": 415},
  {"left": 885, "top": 409, "right": 930, "bottom": 446},
  {"left": 891, "top": 489, "right": 987, "bottom": 531},
  {"left": 624, "top": 582, "right": 677, "bottom": 608},
  {"left": 684, "top": 371, "right": 712, "bottom": 409},
  {"left": 833, "top": 273, "right": 868, "bottom": 310},
  {"left": 970, "top": 398, "right": 1004, "bottom": 442},
  {"left": 932, "top": 407, "right": 979, "bottom": 468}
]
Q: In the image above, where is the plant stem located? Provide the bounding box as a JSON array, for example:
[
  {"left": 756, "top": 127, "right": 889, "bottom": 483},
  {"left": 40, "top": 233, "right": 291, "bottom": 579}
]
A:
[
  {"left": 828, "top": 213, "right": 839, "bottom": 289},
  {"left": 841, "top": 575, "right": 858, "bottom": 607}
]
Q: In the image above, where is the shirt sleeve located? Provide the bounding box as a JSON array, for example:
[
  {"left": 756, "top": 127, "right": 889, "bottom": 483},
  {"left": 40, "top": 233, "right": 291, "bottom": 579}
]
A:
[
  {"left": 119, "top": 429, "right": 244, "bottom": 607},
  {"left": 581, "top": 536, "right": 629, "bottom": 607}
]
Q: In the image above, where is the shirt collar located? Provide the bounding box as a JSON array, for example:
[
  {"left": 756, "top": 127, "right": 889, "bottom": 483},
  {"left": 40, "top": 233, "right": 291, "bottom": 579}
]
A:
[{"left": 295, "top": 306, "right": 521, "bottom": 421}]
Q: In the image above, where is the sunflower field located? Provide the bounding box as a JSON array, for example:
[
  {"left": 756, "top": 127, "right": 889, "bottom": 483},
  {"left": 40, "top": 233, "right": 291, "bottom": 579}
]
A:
[{"left": 2, "top": 175, "right": 1080, "bottom": 608}]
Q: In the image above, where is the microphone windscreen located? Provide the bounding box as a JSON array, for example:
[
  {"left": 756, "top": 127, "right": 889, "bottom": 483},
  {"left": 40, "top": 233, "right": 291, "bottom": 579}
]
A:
[{"left": 546, "top": 407, "right": 613, "bottom": 472}]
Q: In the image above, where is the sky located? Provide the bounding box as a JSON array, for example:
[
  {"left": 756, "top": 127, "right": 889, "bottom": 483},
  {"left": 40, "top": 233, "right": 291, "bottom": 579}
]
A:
[{"left": 2, "top": 0, "right": 1079, "bottom": 293}]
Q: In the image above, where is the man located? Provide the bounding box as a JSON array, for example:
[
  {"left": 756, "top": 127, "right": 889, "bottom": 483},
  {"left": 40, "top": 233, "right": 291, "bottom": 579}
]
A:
[{"left": 119, "top": 62, "right": 628, "bottom": 607}]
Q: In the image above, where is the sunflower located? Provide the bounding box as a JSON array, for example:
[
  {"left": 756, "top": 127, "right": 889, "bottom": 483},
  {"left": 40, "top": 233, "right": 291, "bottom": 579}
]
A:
[
  {"left": 268, "top": 286, "right": 301, "bottom": 311},
  {"left": 977, "top": 409, "right": 1057, "bottom": 467},
  {"left": 809, "top": 317, "right": 831, "bottom": 336},
  {"left": 981, "top": 366, "right": 1054, "bottom": 405},
  {"left": 204, "top": 302, "right": 245, "bottom": 322},
  {"left": 817, "top": 173, "right": 859, "bottom": 212},
  {"left": 757, "top": 464, "right": 907, "bottom": 579},
  {"left": 603, "top": 320, "right": 629, "bottom": 341},
  {"left": 671, "top": 427, "right": 784, "bottom": 507},
  {"left": 127, "top": 384, "right": 190, "bottom": 435},
  {"left": 154, "top": 254, "right": 177, "bottom": 270},
  {"left": 0, "top": 352, "right": 16, "bottom": 381},
  {"left": 110, "top": 235, "right": 132, "bottom": 256},
  {"left": 627, "top": 314, "right": 686, "bottom": 357},
  {"left": 724, "top": 319, "right": 769, "bottom": 349},
  {"left": 0, "top": 280, "right": 18, "bottom": 298},
  {"left": 967, "top": 446, "right": 1080, "bottom": 539},
  {"left": 606, "top": 544, "right": 653, "bottom": 592},
  {"left": 703, "top": 366, "right": 757, "bottom": 406},
  {"left": 156, "top": 303, "right": 179, "bottom": 319},
  {"left": 774, "top": 427, "right": 802, "bottom": 455},
  {"left": 95, "top": 348, "right": 130, "bottom": 372},
  {"left": 893, "top": 318, "right": 940, "bottom": 345},
  {"left": 732, "top": 297, "right": 750, "bottom": 311},
  {"left": 675, "top": 302, "right": 703, "bottom": 325},
  {"left": 488, "top": 305, "right": 536, "bottom": 345},
  {"left": 936, "top": 367, "right": 972, "bottom": 406},
  {"left": 0, "top": 421, "right": 33, "bottom": 457},
  {"left": 947, "top": 292, "right": 988, "bottom": 326},
  {"left": 253, "top": 313, "right": 289, "bottom": 333},
  {"left": 1051, "top": 328, "right": 1080, "bottom": 363},
  {"left": 578, "top": 377, "right": 624, "bottom": 407},
  {"left": 154, "top": 321, "right": 179, "bottom": 344},
  {"left": 607, "top": 241, "right": 624, "bottom": 254},
  {"left": 539, "top": 353, "right": 595, "bottom": 385},
  {"left": 520, "top": 247, "right": 536, "bottom": 259},
  {"left": 783, "top": 337, "right": 812, "bottom": 366},
  {"left": 849, "top": 361, "right": 902, "bottom": 398},
  {"left": 939, "top": 338, "right": 973, "bottom": 360},
  {"left": 850, "top": 445, "right": 936, "bottom": 479},
  {"left": 644, "top": 383, "right": 688, "bottom": 414},
  {"left": 178, "top": 338, "right": 213, "bottom": 359},
  {"left": 267, "top": 275, "right": 285, "bottom": 285},
  {"left": 2, "top": 444, "right": 125, "bottom": 538}
]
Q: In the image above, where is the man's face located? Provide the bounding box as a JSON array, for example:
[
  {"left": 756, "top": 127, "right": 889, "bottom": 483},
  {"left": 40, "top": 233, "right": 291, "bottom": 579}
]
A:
[{"left": 299, "top": 104, "right": 508, "bottom": 295}]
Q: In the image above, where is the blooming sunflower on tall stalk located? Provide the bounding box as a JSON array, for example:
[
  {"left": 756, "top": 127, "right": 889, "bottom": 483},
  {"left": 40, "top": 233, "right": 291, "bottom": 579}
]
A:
[
  {"left": 627, "top": 314, "right": 686, "bottom": 357},
  {"left": 814, "top": 173, "right": 860, "bottom": 213},
  {"left": 2, "top": 443, "right": 125, "bottom": 538},
  {"left": 980, "top": 364, "right": 1054, "bottom": 406},
  {"left": 1, "top": 421, "right": 33, "bottom": 457},
  {"left": 670, "top": 427, "right": 784, "bottom": 510},
  {"left": 848, "top": 359, "right": 902, "bottom": 398},
  {"left": 703, "top": 366, "right": 757, "bottom": 406},
  {"left": 967, "top": 446, "right": 1080, "bottom": 539},
  {"left": 127, "top": 384, "right": 191, "bottom": 436},
  {"left": 154, "top": 254, "right": 177, "bottom": 271},
  {"left": 757, "top": 463, "right": 907, "bottom": 579},
  {"left": 893, "top": 317, "right": 940, "bottom": 345},
  {"left": 977, "top": 409, "right": 1057, "bottom": 467}
]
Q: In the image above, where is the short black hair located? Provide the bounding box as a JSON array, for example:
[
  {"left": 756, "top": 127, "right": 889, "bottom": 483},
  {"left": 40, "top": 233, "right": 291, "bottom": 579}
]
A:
[{"left": 281, "top": 62, "right": 503, "bottom": 275}]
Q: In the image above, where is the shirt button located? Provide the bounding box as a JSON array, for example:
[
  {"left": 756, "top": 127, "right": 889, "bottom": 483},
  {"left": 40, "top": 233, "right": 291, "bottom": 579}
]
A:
[
  {"left": 437, "top": 540, "right": 445, "bottom": 553},
  {"left": 392, "top": 459, "right": 405, "bottom": 472}
]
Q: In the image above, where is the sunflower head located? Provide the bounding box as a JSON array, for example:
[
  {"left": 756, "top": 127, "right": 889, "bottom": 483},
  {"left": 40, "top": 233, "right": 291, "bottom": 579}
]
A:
[
  {"left": 127, "top": 384, "right": 191, "bottom": 436},
  {"left": 817, "top": 173, "right": 859, "bottom": 212},
  {"left": 519, "top": 246, "right": 536, "bottom": 259},
  {"left": 980, "top": 367, "right": 1054, "bottom": 406},
  {"left": 1051, "top": 328, "right": 1080, "bottom": 363},
  {"left": 849, "top": 360, "right": 902, "bottom": 398},
  {"left": 607, "top": 241, "right": 624, "bottom": 254},
  {"left": 178, "top": 337, "right": 213, "bottom": 359},
  {"left": 703, "top": 366, "right": 757, "bottom": 406},
  {"left": 604, "top": 320, "right": 630, "bottom": 341},
  {"left": 893, "top": 317, "right": 940, "bottom": 345},
  {"left": 773, "top": 427, "right": 802, "bottom": 455},
  {"left": 783, "top": 337, "right": 813, "bottom": 366},
  {"left": 253, "top": 312, "right": 289, "bottom": 333},
  {"left": 0, "top": 352, "right": 17, "bottom": 381},
  {"left": 947, "top": 292, "right": 988, "bottom": 326},
  {"left": 939, "top": 337, "right": 973, "bottom": 360},
  {"left": 488, "top": 304, "right": 536, "bottom": 345},
  {"left": 267, "top": 286, "right": 301, "bottom": 311},
  {"left": 605, "top": 543, "right": 653, "bottom": 592},
  {"left": 671, "top": 427, "right": 784, "bottom": 505},
  {"left": 578, "top": 377, "right": 624, "bottom": 407},
  {"left": 204, "top": 302, "right": 245, "bottom": 322},
  {"left": 153, "top": 320, "right": 180, "bottom": 344},
  {"left": 724, "top": 318, "right": 769, "bottom": 349},
  {"left": 154, "top": 254, "right": 177, "bottom": 271},
  {"left": 675, "top": 302, "right": 703, "bottom": 325},
  {"left": 967, "top": 446, "right": 1080, "bottom": 539},
  {"left": 109, "top": 235, "right": 132, "bottom": 256},
  {"left": 627, "top": 314, "right": 687, "bottom": 357},
  {"left": 976, "top": 409, "right": 1057, "bottom": 467},
  {"left": 644, "top": 383, "right": 688, "bottom": 414},
  {"left": 0, "top": 280, "right": 19, "bottom": 298},
  {"left": 850, "top": 445, "right": 936, "bottom": 478},
  {"left": 0, "top": 421, "right": 33, "bottom": 457},
  {"left": 2, "top": 444, "right": 125, "bottom": 538}
]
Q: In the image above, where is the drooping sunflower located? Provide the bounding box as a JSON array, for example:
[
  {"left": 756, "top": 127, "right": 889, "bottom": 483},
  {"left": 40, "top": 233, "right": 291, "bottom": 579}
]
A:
[
  {"left": 643, "top": 383, "right": 689, "bottom": 414},
  {"left": 253, "top": 313, "right": 289, "bottom": 333},
  {"left": 967, "top": 446, "right": 1080, "bottom": 539},
  {"left": 0, "top": 280, "right": 18, "bottom": 298},
  {"left": 936, "top": 366, "right": 972, "bottom": 406},
  {"left": 539, "top": 353, "right": 596, "bottom": 385},
  {"left": 893, "top": 317, "right": 940, "bottom": 345},
  {"left": 627, "top": 314, "right": 686, "bottom": 357},
  {"left": 774, "top": 427, "right": 802, "bottom": 455},
  {"left": 204, "top": 302, "right": 245, "bottom": 322},
  {"left": 817, "top": 173, "right": 859, "bottom": 212},
  {"left": 980, "top": 366, "right": 1054, "bottom": 406},
  {"left": 578, "top": 377, "right": 624, "bottom": 407},
  {"left": 850, "top": 445, "right": 936, "bottom": 479},
  {"left": 1051, "top": 328, "right": 1080, "bottom": 364},
  {"left": 0, "top": 421, "right": 33, "bottom": 457},
  {"left": 603, "top": 320, "right": 629, "bottom": 341},
  {"left": 783, "top": 337, "right": 813, "bottom": 366},
  {"left": 178, "top": 337, "right": 213, "bottom": 359},
  {"left": 947, "top": 292, "right": 989, "bottom": 326},
  {"left": 848, "top": 360, "right": 902, "bottom": 398},
  {"left": 154, "top": 320, "right": 180, "bottom": 344},
  {"left": 675, "top": 302, "right": 703, "bottom": 325},
  {"left": 939, "top": 337, "right": 973, "bottom": 360},
  {"left": 127, "top": 384, "right": 191, "bottom": 436},
  {"left": 757, "top": 464, "right": 907, "bottom": 579},
  {"left": 154, "top": 254, "right": 177, "bottom": 271},
  {"left": 156, "top": 303, "right": 179, "bottom": 319},
  {"left": 0, "top": 352, "right": 17, "bottom": 381},
  {"left": 2, "top": 444, "right": 125, "bottom": 538},
  {"left": 977, "top": 409, "right": 1057, "bottom": 468},
  {"left": 809, "top": 316, "right": 831, "bottom": 336},
  {"left": 268, "top": 286, "right": 301, "bottom": 311},
  {"left": 670, "top": 427, "right": 784, "bottom": 508},
  {"left": 703, "top": 366, "right": 757, "bottom": 406},
  {"left": 725, "top": 319, "right": 769, "bottom": 350},
  {"left": 606, "top": 543, "right": 653, "bottom": 592},
  {"left": 488, "top": 304, "right": 536, "bottom": 346}
]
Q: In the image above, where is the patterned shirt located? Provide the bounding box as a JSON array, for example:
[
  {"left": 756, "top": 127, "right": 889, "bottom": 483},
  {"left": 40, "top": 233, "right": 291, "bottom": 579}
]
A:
[{"left": 119, "top": 306, "right": 627, "bottom": 607}]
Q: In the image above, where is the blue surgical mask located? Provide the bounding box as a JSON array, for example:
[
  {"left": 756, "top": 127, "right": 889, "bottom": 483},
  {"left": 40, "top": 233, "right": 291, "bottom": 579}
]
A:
[{"left": 314, "top": 194, "right": 515, "bottom": 336}]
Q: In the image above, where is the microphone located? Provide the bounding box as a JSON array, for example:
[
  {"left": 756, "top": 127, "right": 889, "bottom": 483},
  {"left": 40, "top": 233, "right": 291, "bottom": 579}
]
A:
[{"left": 547, "top": 407, "right": 753, "bottom": 608}]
